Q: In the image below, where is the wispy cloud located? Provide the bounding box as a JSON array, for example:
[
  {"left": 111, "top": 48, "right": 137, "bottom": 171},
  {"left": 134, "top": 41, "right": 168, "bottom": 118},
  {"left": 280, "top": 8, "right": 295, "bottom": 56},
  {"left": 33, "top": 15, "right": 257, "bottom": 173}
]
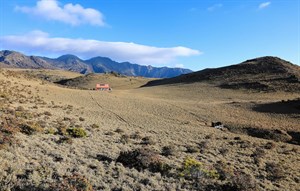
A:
[
  {"left": 0, "top": 31, "right": 201, "bottom": 65},
  {"left": 175, "top": 64, "right": 184, "bottom": 68},
  {"left": 258, "top": 2, "right": 271, "bottom": 9},
  {"left": 15, "top": 0, "right": 105, "bottom": 26},
  {"left": 207, "top": 4, "right": 223, "bottom": 11}
]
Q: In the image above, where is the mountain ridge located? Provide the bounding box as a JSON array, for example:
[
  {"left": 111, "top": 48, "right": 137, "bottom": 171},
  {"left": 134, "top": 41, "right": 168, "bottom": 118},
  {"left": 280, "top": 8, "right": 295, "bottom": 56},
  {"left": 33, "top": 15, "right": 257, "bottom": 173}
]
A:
[{"left": 0, "top": 50, "right": 192, "bottom": 78}]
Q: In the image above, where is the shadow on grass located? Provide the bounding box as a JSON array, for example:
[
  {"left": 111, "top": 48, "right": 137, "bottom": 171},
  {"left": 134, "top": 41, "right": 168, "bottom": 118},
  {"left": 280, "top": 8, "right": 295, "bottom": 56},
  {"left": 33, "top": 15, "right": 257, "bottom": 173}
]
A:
[
  {"left": 252, "top": 99, "right": 300, "bottom": 114},
  {"left": 226, "top": 124, "right": 300, "bottom": 145}
]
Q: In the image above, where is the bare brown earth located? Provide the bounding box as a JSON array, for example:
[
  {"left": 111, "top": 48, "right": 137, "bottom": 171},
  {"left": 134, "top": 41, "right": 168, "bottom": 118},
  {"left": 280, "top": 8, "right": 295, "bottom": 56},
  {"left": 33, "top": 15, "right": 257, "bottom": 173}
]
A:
[{"left": 0, "top": 69, "right": 299, "bottom": 191}]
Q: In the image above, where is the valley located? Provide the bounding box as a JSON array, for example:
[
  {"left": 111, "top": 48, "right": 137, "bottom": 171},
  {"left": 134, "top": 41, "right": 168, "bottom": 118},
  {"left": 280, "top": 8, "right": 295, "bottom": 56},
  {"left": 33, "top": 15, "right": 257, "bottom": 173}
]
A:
[{"left": 0, "top": 63, "right": 299, "bottom": 190}]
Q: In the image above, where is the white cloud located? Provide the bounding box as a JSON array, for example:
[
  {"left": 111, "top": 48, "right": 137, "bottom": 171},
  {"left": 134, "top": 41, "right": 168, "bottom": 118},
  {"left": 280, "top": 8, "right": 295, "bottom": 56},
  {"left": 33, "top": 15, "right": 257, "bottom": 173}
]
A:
[
  {"left": 0, "top": 31, "right": 201, "bottom": 65},
  {"left": 175, "top": 64, "right": 184, "bottom": 68},
  {"left": 15, "top": 0, "right": 105, "bottom": 26},
  {"left": 207, "top": 4, "right": 223, "bottom": 11},
  {"left": 258, "top": 2, "right": 271, "bottom": 9}
]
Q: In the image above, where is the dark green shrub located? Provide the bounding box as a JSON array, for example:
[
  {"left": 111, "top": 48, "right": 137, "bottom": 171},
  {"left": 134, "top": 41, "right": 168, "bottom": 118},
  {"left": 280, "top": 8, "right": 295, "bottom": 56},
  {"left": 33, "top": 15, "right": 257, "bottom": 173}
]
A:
[
  {"left": 19, "top": 123, "right": 43, "bottom": 135},
  {"left": 67, "top": 128, "right": 87, "bottom": 138},
  {"left": 115, "top": 128, "right": 124, "bottom": 133},
  {"left": 186, "top": 145, "right": 199, "bottom": 153},
  {"left": 116, "top": 148, "right": 171, "bottom": 175},
  {"left": 162, "top": 145, "right": 177, "bottom": 156}
]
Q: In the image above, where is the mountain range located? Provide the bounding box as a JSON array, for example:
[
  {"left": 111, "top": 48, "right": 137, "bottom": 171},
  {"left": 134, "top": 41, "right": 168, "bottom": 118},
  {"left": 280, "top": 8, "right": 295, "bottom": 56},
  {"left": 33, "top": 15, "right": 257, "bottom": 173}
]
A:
[{"left": 0, "top": 50, "right": 192, "bottom": 78}]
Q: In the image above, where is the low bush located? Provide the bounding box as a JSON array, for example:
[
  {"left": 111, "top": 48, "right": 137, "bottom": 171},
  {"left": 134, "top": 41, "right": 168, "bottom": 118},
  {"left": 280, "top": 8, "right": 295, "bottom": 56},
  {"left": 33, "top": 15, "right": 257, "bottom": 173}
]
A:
[
  {"left": 44, "top": 111, "right": 52, "bottom": 116},
  {"left": 179, "top": 157, "right": 219, "bottom": 180},
  {"left": 141, "top": 136, "right": 155, "bottom": 145},
  {"left": 251, "top": 147, "right": 266, "bottom": 165},
  {"left": 115, "top": 128, "right": 124, "bottom": 134},
  {"left": 119, "top": 134, "right": 130, "bottom": 144},
  {"left": 56, "top": 136, "right": 73, "bottom": 144},
  {"left": 46, "top": 128, "right": 56, "bottom": 135},
  {"left": 266, "top": 162, "right": 286, "bottom": 181},
  {"left": 116, "top": 148, "right": 171, "bottom": 175},
  {"left": 230, "top": 172, "right": 257, "bottom": 191},
  {"left": 0, "top": 125, "right": 18, "bottom": 149},
  {"left": 215, "top": 160, "right": 234, "bottom": 181},
  {"left": 185, "top": 145, "right": 199, "bottom": 153},
  {"left": 91, "top": 124, "right": 99, "bottom": 129},
  {"left": 130, "top": 131, "right": 142, "bottom": 139},
  {"left": 15, "top": 111, "right": 33, "bottom": 119},
  {"left": 19, "top": 123, "right": 43, "bottom": 135},
  {"left": 67, "top": 128, "right": 87, "bottom": 138},
  {"left": 50, "top": 174, "right": 93, "bottom": 191},
  {"left": 79, "top": 117, "right": 85, "bottom": 121},
  {"left": 162, "top": 145, "right": 177, "bottom": 156}
]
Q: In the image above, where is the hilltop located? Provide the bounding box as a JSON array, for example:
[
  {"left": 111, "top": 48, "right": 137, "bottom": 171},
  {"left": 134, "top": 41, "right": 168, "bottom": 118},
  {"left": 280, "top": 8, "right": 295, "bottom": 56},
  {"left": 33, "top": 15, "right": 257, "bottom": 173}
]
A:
[
  {"left": 144, "top": 56, "right": 300, "bottom": 92},
  {"left": 0, "top": 50, "right": 54, "bottom": 69}
]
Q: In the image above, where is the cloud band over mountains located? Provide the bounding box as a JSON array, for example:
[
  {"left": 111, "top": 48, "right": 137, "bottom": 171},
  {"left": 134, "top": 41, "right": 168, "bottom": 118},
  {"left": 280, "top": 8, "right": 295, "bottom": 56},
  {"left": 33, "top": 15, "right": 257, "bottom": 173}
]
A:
[{"left": 0, "top": 31, "right": 201, "bottom": 65}]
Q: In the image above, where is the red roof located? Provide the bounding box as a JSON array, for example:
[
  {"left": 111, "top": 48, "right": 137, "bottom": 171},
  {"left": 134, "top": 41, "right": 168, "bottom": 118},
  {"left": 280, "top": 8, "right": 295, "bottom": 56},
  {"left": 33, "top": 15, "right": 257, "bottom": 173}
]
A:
[{"left": 96, "top": 84, "right": 110, "bottom": 89}]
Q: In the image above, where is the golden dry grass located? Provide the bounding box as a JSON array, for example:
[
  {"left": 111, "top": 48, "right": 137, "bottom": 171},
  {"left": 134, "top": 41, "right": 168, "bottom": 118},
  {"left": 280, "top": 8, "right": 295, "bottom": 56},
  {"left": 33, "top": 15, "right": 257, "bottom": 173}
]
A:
[
  {"left": 55, "top": 72, "right": 156, "bottom": 90},
  {"left": 0, "top": 69, "right": 299, "bottom": 191}
]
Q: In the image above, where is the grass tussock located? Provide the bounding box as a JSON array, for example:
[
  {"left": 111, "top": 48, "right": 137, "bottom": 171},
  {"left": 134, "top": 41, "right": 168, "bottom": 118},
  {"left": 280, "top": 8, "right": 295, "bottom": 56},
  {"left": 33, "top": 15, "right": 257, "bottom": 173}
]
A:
[{"left": 67, "top": 127, "right": 87, "bottom": 138}]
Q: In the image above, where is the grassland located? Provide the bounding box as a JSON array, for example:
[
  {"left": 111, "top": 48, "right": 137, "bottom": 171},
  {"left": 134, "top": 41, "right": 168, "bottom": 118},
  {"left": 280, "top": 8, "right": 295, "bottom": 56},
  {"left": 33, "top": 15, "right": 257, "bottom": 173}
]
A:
[{"left": 0, "top": 68, "right": 299, "bottom": 191}]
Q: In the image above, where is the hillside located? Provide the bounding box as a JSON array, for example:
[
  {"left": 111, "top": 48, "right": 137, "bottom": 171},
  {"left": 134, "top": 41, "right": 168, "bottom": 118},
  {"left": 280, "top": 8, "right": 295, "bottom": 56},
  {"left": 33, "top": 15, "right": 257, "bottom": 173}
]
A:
[
  {"left": 0, "top": 68, "right": 299, "bottom": 191},
  {"left": 56, "top": 72, "right": 155, "bottom": 90},
  {"left": 144, "top": 56, "right": 300, "bottom": 92},
  {"left": 0, "top": 50, "right": 192, "bottom": 78}
]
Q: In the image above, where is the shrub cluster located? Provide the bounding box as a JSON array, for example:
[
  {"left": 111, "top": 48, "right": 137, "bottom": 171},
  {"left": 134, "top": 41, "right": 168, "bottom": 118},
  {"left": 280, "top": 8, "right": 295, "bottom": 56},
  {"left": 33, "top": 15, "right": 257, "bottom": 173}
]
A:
[
  {"left": 67, "top": 128, "right": 87, "bottom": 138},
  {"left": 179, "top": 157, "right": 220, "bottom": 180}
]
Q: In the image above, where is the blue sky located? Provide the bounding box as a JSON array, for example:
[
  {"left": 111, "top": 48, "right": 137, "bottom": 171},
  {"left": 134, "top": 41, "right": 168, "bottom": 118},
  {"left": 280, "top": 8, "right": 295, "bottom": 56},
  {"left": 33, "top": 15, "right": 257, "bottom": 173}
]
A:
[{"left": 0, "top": 0, "right": 299, "bottom": 71}]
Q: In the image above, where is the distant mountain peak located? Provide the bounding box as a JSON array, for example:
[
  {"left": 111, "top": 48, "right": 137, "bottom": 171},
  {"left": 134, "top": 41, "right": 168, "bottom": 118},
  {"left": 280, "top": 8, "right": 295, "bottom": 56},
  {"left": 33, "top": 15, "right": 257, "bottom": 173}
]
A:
[
  {"left": 0, "top": 50, "right": 55, "bottom": 69},
  {"left": 0, "top": 50, "right": 23, "bottom": 57},
  {"left": 57, "top": 54, "right": 82, "bottom": 61},
  {"left": 1, "top": 50, "right": 14, "bottom": 56},
  {"left": 89, "top": 56, "right": 114, "bottom": 62}
]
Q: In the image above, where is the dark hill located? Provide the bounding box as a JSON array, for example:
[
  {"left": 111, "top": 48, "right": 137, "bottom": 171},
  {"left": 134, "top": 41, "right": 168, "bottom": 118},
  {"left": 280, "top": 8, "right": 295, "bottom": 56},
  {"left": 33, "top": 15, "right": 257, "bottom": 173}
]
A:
[{"left": 143, "top": 56, "right": 300, "bottom": 92}]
